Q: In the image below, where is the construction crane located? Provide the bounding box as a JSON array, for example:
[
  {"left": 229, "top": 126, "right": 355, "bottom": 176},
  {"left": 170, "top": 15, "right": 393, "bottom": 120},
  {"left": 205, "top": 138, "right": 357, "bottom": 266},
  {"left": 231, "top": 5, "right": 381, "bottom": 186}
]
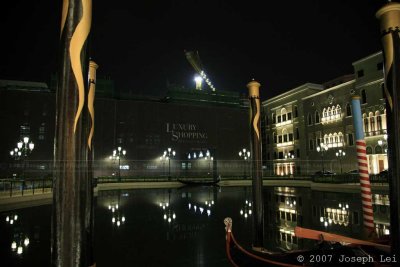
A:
[{"left": 184, "top": 50, "right": 216, "bottom": 91}]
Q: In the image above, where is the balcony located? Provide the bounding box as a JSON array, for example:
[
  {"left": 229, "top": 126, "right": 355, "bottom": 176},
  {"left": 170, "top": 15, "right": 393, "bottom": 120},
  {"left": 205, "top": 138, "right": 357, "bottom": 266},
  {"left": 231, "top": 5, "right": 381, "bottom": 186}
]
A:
[{"left": 321, "top": 114, "right": 341, "bottom": 125}]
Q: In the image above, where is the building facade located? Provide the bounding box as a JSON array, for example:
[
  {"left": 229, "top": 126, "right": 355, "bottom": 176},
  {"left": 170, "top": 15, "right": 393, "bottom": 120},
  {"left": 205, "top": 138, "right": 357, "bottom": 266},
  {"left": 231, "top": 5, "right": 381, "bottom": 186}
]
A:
[
  {"left": 262, "top": 52, "right": 388, "bottom": 176},
  {"left": 0, "top": 80, "right": 250, "bottom": 178}
]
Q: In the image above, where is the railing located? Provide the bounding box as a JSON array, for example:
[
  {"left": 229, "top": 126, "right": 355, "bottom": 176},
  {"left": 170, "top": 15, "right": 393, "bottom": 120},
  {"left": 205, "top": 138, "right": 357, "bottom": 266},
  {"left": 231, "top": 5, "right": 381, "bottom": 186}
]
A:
[
  {"left": 0, "top": 178, "right": 53, "bottom": 197},
  {"left": 311, "top": 173, "right": 388, "bottom": 184}
]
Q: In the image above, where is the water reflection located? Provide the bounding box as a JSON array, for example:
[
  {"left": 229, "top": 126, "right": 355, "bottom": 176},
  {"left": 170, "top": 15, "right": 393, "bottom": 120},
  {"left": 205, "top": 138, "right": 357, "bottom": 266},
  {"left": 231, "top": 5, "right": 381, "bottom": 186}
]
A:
[{"left": 0, "top": 185, "right": 391, "bottom": 266}]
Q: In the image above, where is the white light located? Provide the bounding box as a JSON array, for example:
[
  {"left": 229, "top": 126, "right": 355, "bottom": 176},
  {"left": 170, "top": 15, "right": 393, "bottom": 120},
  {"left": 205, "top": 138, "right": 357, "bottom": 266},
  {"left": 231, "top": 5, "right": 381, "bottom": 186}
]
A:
[
  {"left": 6, "top": 216, "right": 9, "bottom": 222},
  {"left": 324, "top": 221, "right": 328, "bottom": 227},
  {"left": 17, "top": 246, "right": 23, "bottom": 254},
  {"left": 199, "top": 207, "right": 204, "bottom": 214},
  {"left": 108, "top": 205, "right": 111, "bottom": 210},
  {"left": 112, "top": 217, "right": 116, "bottom": 223},
  {"left": 116, "top": 204, "right": 119, "bottom": 209},
  {"left": 248, "top": 202, "right": 252, "bottom": 207},
  {"left": 11, "top": 241, "right": 17, "bottom": 250},
  {"left": 163, "top": 214, "right": 167, "bottom": 220},
  {"left": 211, "top": 200, "right": 214, "bottom": 205},
  {"left": 205, "top": 201, "right": 208, "bottom": 205},
  {"left": 194, "top": 76, "right": 203, "bottom": 83},
  {"left": 10, "top": 219, "right": 14, "bottom": 225},
  {"left": 117, "top": 221, "right": 121, "bottom": 227},
  {"left": 173, "top": 213, "right": 176, "bottom": 219},
  {"left": 168, "top": 218, "right": 171, "bottom": 223},
  {"left": 328, "top": 218, "right": 332, "bottom": 224},
  {"left": 122, "top": 216, "right": 125, "bottom": 222},
  {"left": 24, "top": 238, "right": 29, "bottom": 246},
  {"left": 17, "top": 142, "right": 23, "bottom": 149},
  {"left": 249, "top": 210, "right": 252, "bottom": 215},
  {"left": 244, "top": 213, "right": 248, "bottom": 218},
  {"left": 118, "top": 147, "right": 122, "bottom": 152},
  {"left": 188, "top": 203, "right": 191, "bottom": 209},
  {"left": 23, "top": 137, "right": 29, "bottom": 144},
  {"left": 320, "top": 217, "right": 324, "bottom": 223},
  {"left": 207, "top": 210, "right": 211, "bottom": 216},
  {"left": 339, "top": 203, "right": 342, "bottom": 208},
  {"left": 240, "top": 209, "right": 243, "bottom": 215},
  {"left": 29, "top": 142, "right": 34, "bottom": 150},
  {"left": 345, "top": 204, "right": 349, "bottom": 209},
  {"left": 112, "top": 207, "right": 115, "bottom": 212}
]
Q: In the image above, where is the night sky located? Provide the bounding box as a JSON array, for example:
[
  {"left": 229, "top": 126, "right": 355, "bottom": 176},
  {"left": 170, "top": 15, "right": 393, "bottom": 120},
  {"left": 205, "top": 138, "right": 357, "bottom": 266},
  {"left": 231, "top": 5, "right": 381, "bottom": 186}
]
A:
[{"left": 0, "top": 0, "right": 389, "bottom": 100}]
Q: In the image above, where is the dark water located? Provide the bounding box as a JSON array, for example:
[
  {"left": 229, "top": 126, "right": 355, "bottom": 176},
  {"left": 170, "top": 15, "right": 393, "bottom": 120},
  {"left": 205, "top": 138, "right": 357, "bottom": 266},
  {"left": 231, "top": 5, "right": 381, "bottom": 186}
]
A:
[{"left": 0, "top": 186, "right": 390, "bottom": 266}]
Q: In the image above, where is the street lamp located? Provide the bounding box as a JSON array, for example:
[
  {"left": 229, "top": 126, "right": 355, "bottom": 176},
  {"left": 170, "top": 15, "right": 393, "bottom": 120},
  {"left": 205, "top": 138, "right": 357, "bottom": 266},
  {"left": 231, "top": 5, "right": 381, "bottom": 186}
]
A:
[
  {"left": 194, "top": 75, "right": 203, "bottom": 90},
  {"left": 238, "top": 148, "right": 251, "bottom": 179},
  {"left": 335, "top": 149, "right": 346, "bottom": 174},
  {"left": 10, "top": 137, "right": 34, "bottom": 178},
  {"left": 164, "top": 148, "right": 176, "bottom": 180},
  {"left": 316, "top": 143, "right": 328, "bottom": 173},
  {"left": 110, "top": 147, "right": 126, "bottom": 182}
]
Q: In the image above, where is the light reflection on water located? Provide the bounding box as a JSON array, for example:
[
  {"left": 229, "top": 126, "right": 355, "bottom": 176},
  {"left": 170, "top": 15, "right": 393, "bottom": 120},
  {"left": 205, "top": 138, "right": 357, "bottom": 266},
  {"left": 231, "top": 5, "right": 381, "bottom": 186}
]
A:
[{"left": 0, "top": 186, "right": 390, "bottom": 266}]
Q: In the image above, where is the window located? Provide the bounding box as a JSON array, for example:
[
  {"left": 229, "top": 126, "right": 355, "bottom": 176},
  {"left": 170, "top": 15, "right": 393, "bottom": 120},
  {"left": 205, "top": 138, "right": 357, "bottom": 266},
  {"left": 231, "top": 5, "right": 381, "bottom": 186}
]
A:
[
  {"left": 294, "top": 106, "right": 298, "bottom": 118},
  {"left": 277, "top": 116, "right": 282, "bottom": 123},
  {"left": 376, "top": 111, "right": 382, "bottom": 131},
  {"left": 377, "top": 62, "right": 383, "bottom": 70},
  {"left": 272, "top": 113, "right": 276, "bottom": 124},
  {"left": 315, "top": 111, "right": 320, "bottom": 123},
  {"left": 363, "top": 114, "right": 369, "bottom": 133},
  {"left": 361, "top": 89, "right": 367, "bottom": 104},
  {"left": 308, "top": 114, "right": 313, "bottom": 125},
  {"left": 346, "top": 103, "right": 352, "bottom": 116},
  {"left": 287, "top": 112, "right": 292, "bottom": 120},
  {"left": 282, "top": 114, "right": 287, "bottom": 121},
  {"left": 309, "top": 139, "right": 314, "bottom": 150},
  {"left": 273, "top": 133, "right": 277, "bottom": 143},
  {"left": 296, "top": 149, "right": 300, "bottom": 158},
  {"left": 278, "top": 135, "right": 282, "bottom": 143},
  {"left": 265, "top": 115, "right": 269, "bottom": 126},
  {"left": 267, "top": 153, "right": 270, "bottom": 160},
  {"left": 357, "top": 69, "right": 364, "bottom": 78},
  {"left": 295, "top": 128, "right": 299, "bottom": 139},
  {"left": 381, "top": 84, "right": 386, "bottom": 99},
  {"left": 266, "top": 135, "right": 270, "bottom": 144},
  {"left": 348, "top": 133, "right": 354, "bottom": 146},
  {"left": 288, "top": 133, "right": 293, "bottom": 141},
  {"left": 283, "top": 135, "right": 288, "bottom": 142},
  {"left": 278, "top": 152, "right": 284, "bottom": 159},
  {"left": 274, "top": 152, "right": 277, "bottom": 159},
  {"left": 369, "top": 112, "right": 375, "bottom": 132}
]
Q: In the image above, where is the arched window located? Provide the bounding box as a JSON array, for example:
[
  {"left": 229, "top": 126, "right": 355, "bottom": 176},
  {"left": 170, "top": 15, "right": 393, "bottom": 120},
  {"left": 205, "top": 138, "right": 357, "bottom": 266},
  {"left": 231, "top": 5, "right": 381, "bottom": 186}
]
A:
[
  {"left": 315, "top": 111, "right": 320, "bottom": 123},
  {"left": 366, "top": 146, "right": 373, "bottom": 155},
  {"left": 361, "top": 89, "right": 367, "bottom": 104},
  {"left": 346, "top": 103, "right": 352, "bottom": 116},
  {"left": 327, "top": 107, "right": 331, "bottom": 117},
  {"left": 376, "top": 111, "right": 382, "bottom": 131},
  {"left": 323, "top": 108, "right": 327, "bottom": 118},
  {"left": 324, "top": 134, "right": 328, "bottom": 145},
  {"left": 363, "top": 113, "right": 369, "bottom": 133},
  {"left": 369, "top": 112, "right": 375, "bottom": 133},
  {"left": 375, "top": 145, "right": 383, "bottom": 154},
  {"left": 334, "top": 132, "right": 339, "bottom": 144},
  {"left": 338, "top": 132, "right": 344, "bottom": 145},
  {"left": 332, "top": 106, "right": 336, "bottom": 116},
  {"left": 329, "top": 133, "right": 333, "bottom": 144},
  {"left": 336, "top": 105, "right": 341, "bottom": 117},
  {"left": 308, "top": 113, "right": 313, "bottom": 125}
]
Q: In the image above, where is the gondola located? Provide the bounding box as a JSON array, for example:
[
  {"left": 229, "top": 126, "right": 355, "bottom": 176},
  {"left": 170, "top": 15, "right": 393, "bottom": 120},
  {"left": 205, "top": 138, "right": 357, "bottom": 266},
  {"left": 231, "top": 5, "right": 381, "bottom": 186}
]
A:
[
  {"left": 177, "top": 177, "right": 220, "bottom": 186},
  {"left": 224, "top": 217, "right": 391, "bottom": 267}
]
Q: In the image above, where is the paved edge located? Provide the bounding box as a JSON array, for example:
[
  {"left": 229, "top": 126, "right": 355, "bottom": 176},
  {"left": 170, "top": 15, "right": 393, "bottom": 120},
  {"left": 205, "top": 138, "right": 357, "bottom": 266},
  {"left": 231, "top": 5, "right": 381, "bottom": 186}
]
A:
[{"left": 0, "top": 180, "right": 388, "bottom": 212}]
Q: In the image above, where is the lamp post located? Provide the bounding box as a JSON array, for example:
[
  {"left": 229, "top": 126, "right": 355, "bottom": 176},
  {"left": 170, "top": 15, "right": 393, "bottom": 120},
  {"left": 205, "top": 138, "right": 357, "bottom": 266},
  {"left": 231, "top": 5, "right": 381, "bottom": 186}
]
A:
[
  {"left": 164, "top": 148, "right": 176, "bottom": 180},
  {"left": 238, "top": 148, "right": 251, "bottom": 179},
  {"left": 110, "top": 147, "right": 126, "bottom": 182},
  {"left": 335, "top": 149, "right": 346, "bottom": 174},
  {"left": 316, "top": 143, "right": 328, "bottom": 173},
  {"left": 10, "top": 137, "right": 34, "bottom": 178},
  {"left": 205, "top": 152, "right": 213, "bottom": 177}
]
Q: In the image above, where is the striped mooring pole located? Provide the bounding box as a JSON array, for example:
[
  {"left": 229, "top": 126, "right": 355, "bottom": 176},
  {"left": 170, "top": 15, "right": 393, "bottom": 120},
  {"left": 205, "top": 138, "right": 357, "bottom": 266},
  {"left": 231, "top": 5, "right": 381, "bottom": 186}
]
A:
[{"left": 351, "top": 96, "right": 374, "bottom": 235}]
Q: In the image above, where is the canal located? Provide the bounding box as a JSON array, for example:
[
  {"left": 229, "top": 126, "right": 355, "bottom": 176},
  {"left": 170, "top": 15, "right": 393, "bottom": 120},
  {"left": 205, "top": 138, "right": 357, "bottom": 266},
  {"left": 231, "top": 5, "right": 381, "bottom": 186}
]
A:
[{"left": 0, "top": 185, "right": 390, "bottom": 266}]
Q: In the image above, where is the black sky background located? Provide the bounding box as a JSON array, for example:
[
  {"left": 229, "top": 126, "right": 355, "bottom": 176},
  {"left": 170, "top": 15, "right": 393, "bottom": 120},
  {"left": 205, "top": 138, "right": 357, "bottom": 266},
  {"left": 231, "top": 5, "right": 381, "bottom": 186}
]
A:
[{"left": 0, "top": 0, "right": 390, "bottom": 100}]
